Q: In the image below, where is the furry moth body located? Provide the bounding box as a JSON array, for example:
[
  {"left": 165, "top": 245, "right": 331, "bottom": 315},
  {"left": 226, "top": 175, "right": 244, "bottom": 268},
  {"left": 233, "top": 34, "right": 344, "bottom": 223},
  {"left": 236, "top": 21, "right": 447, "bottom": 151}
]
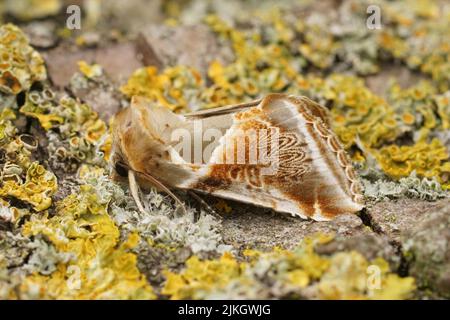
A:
[{"left": 111, "top": 94, "right": 364, "bottom": 221}]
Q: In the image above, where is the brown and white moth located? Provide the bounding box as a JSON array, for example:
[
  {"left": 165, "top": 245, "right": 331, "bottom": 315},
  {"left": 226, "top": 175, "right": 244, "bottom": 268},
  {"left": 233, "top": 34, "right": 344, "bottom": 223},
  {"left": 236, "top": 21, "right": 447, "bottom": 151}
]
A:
[{"left": 110, "top": 94, "right": 364, "bottom": 221}]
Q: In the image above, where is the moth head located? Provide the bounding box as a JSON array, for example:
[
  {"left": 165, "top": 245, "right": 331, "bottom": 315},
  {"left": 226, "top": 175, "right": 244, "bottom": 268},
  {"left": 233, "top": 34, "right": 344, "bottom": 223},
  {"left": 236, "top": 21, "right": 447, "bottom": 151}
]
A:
[
  {"left": 110, "top": 96, "right": 188, "bottom": 214},
  {"left": 110, "top": 106, "right": 132, "bottom": 182},
  {"left": 110, "top": 96, "right": 185, "bottom": 182}
]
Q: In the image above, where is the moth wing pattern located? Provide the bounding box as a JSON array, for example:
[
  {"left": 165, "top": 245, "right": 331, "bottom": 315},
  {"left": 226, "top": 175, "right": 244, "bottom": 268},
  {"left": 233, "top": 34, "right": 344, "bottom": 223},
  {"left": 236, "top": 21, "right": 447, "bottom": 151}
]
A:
[
  {"left": 185, "top": 94, "right": 363, "bottom": 220},
  {"left": 112, "top": 94, "right": 364, "bottom": 221}
]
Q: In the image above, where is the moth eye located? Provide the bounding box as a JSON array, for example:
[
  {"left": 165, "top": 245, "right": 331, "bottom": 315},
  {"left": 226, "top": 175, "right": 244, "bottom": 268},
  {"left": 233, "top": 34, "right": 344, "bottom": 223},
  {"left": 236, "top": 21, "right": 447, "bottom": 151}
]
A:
[{"left": 115, "top": 162, "right": 129, "bottom": 177}]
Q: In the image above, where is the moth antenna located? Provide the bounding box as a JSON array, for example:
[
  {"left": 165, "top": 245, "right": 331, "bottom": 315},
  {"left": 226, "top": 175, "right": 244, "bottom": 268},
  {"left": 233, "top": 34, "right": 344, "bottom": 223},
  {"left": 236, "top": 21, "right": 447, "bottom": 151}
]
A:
[
  {"left": 128, "top": 170, "right": 147, "bottom": 215},
  {"left": 136, "top": 170, "right": 188, "bottom": 215}
]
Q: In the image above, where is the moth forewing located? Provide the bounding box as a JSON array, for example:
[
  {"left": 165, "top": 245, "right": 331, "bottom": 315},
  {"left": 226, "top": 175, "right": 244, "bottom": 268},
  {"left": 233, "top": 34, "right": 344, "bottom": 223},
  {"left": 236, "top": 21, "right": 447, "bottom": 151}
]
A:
[{"left": 111, "top": 94, "right": 364, "bottom": 221}]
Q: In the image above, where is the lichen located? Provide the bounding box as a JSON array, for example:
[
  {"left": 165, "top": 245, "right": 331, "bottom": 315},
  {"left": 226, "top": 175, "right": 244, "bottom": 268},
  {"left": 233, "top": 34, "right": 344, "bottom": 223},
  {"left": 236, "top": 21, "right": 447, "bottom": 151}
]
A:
[
  {"left": 162, "top": 234, "right": 416, "bottom": 300},
  {"left": 120, "top": 10, "right": 450, "bottom": 186},
  {"left": 0, "top": 108, "right": 17, "bottom": 147},
  {"left": 0, "top": 230, "right": 35, "bottom": 299},
  {"left": 121, "top": 65, "right": 203, "bottom": 112},
  {"left": 0, "top": 107, "right": 57, "bottom": 212},
  {"left": 296, "top": 74, "right": 400, "bottom": 150},
  {"left": 78, "top": 166, "right": 231, "bottom": 254},
  {"left": 22, "top": 236, "right": 73, "bottom": 276},
  {"left": 376, "top": 0, "right": 450, "bottom": 91},
  {"left": 21, "top": 183, "right": 155, "bottom": 299},
  {"left": 363, "top": 172, "right": 448, "bottom": 201},
  {"left": 112, "top": 197, "right": 229, "bottom": 254},
  {"left": 0, "top": 254, "right": 24, "bottom": 299},
  {"left": 20, "top": 91, "right": 106, "bottom": 142},
  {"left": 77, "top": 60, "right": 103, "bottom": 79},
  {"left": 1, "top": 0, "right": 449, "bottom": 300},
  {"left": 20, "top": 90, "right": 108, "bottom": 172},
  {"left": 0, "top": 230, "right": 32, "bottom": 268},
  {"left": 434, "top": 91, "right": 450, "bottom": 131},
  {"left": 0, "top": 162, "right": 57, "bottom": 211},
  {"left": 4, "top": 0, "right": 62, "bottom": 21},
  {"left": 372, "top": 139, "right": 450, "bottom": 187},
  {"left": 215, "top": 199, "right": 232, "bottom": 214},
  {"left": 0, "top": 24, "right": 46, "bottom": 95}
]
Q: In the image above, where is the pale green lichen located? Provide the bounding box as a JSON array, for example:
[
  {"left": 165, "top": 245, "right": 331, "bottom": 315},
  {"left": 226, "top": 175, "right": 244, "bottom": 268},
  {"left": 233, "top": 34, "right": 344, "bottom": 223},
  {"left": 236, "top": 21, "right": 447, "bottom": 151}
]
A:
[
  {"left": 296, "top": 74, "right": 401, "bottom": 150},
  {"left": 363, "top": 172, "right": 448, "bottom": 201},
  {"left": 20, "top": 90, "right": 107, "bottom": 142},
  {"left": 20, "top": 90, "right": 108, "bottom": 172},
  {"left": 78, "top": 166, "right": 230, "bottom": 254},
  {"left": 0, "top": 254, "right": 24, "bottom": 299},
  {"left": 23, "top": 236, "right": 73, "bottom": 276}
]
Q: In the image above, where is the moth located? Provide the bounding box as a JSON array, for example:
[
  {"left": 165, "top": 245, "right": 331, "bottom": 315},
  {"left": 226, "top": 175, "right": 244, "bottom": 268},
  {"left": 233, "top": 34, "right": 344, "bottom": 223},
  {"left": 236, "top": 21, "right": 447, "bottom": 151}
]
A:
[{"left": 110, "top": 94, "right": 364, "bottom": 221}]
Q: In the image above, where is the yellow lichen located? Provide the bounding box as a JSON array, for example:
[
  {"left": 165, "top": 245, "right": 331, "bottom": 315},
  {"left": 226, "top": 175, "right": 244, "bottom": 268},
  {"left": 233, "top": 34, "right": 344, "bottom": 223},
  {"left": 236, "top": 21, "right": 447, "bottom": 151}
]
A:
[
  {"left": 21, "top": 184, "right": 155, "bottom": 299},
  {"left": 0, "top": 108, "right": 57, "bottom": 212},
  {"left": 20, "top": 93, "right": 107, "bottom": 142},
  {"left": 20, "top": 92, "right": 64, "bottom": 130},
  {"left": 303, "top": 74, "right": 400, "bottom": 150},
  {"left": 0, "top": 108, "right": 17, "bottom": 146},
  {"left": 434, "top": 92, "right": 450, "bottom": 130},
  {"left": 78, "top": 61, "right": 103, "bottom": 79},
  {"left": 4, "top": 0, "right": 61, "bottom": 21},
  {"left": 119, "top": 9, "right": 448, "bottom": 187},
  {"left": 162, "top": 252, "right": 242, "bottom": 300},
  {"left": 317, "top": 251, "right": 415, "bottom": 300},
  {"left": 162, "top": 234, "right": 415, "bottom": 300},
  {"left": 0, "top": 162, "right": 57, "bottom": 212},
  {"left": 120, "top": 66, "right": 203, "bottom": 112},
  {"left": 0, "top": 1, "right": 448, "bottom": 300},
  {"left": 0, "top": 24, "right": 46, "bottom": 94},
  {"left": 373, "top": 138, "right": 450, "bottom": 186}
]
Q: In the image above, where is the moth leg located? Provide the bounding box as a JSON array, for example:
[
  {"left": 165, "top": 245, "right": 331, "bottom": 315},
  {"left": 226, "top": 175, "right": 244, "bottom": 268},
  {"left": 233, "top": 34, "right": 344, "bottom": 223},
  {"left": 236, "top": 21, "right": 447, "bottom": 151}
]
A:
[
  {"left": 187, "top": 191, "right": 222, "bottom": 221},
  {"left": 128, "top": 170, "right": 147, "bottom": 215}
]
